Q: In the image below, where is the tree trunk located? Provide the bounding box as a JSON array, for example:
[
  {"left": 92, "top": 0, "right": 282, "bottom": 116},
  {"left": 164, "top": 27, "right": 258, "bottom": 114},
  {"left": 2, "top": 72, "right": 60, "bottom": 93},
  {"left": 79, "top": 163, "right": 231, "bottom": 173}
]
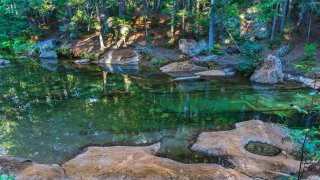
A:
[
  {"left": 170, "top": 0, "right": 177, "bottom": 38},
  {"left": 118, "top": 0, "right": 125, "bottom": 17},
  {"left": 101, "top": 0, "right": 109, "bottom": 33},
  {"left": 142, "top": 0, "right": 148, "bottom": 37},
  {"left": 208, "top": 0, "right": 215, "bottom": 53},
  {"left": 307, "top": 10, "right": 313, "bottom": 43},
  {"left": 287, "top": 0, "right": 293, "bottom": 18},
  {"left": 271, "top": 1, "right": 280, "bottom": 42},
  {"left": 95, "top": 0, "right": 106, "bottom": 50},
  {"left": 279, "top": 0, "right": 288, "bottom": 35}
]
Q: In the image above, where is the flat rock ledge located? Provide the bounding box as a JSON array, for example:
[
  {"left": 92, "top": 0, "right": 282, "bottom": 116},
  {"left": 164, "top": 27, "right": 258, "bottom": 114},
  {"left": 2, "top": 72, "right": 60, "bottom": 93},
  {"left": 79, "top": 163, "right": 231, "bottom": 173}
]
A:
[
  {"left": 191, "top": 120, "right": 301, "bottom": 179},
  {"left": 2, "top": 143, "right": 250, "bottom": 180}
]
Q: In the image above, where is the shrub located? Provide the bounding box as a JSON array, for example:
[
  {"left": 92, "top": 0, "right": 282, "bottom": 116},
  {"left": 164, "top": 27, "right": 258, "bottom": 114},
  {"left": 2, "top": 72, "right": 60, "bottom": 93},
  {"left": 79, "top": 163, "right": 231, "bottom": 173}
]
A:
[
  {"left": 241, "top": 41, "right": 265, "bottom": 58},
  {"left": 212, "top": 44, "right": 223, "bottom": 55},
  {"left": 304, "top": 43, "right": 318, "bottom": 59},
  {"left": 151, "top": 57, "right": 166, "bottom": 66}
]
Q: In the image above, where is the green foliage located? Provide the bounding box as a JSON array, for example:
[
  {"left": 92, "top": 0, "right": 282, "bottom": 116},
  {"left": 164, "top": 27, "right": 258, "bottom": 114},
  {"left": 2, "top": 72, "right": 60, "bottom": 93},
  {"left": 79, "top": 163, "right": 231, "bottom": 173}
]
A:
[
  {"left": 211, "top": 44, "right": 223, "bottom": 55},
  {"left": 304, "top": 43, "right": 318, "bottom": 59},
  {"left": 151, "top": 57, "right": 166, "bottom": 66},
  {"left": 237, "top": 58, "right": 261, "bottom": 76},
  {"left": 241, "top": 41, "right": 266, "bottom": 58}
]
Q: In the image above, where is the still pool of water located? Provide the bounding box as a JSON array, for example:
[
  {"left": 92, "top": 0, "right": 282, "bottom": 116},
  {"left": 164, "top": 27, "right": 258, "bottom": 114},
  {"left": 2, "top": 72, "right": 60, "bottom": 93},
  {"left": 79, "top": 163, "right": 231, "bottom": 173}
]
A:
[{"left": 0, "top": 58, "right": 318, "bottom": 164}]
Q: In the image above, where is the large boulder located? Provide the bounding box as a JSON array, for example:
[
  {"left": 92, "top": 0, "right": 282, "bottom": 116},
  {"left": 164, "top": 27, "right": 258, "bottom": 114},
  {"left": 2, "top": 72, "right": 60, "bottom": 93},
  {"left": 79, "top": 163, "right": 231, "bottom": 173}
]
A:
[
  {"left": 178, "top": 39, "right": 207, "bottom": 57},
  {"left": 28, "top": 39, "right": 58, "bottom": 59},
  {"left": 250, "top": 55, "right": 284, "bottom": 84},
  {"left": 276, "top": 45, "right": 290, "bottom": 57},
  {"left": 252, "top": 22, "right": 270, "bottom": 40},
  {"left": 191, "top": 120, "right": 301, "bottom": 179},
  {"left": 98, "top": 48, "right": 139, "bottom": 65}
]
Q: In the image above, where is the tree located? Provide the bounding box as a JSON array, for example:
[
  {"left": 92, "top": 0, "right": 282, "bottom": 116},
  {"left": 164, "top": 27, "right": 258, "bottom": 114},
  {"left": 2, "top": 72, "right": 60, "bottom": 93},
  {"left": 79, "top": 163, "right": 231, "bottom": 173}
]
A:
[{"left": 208, "top": 0, "right": 215, "bottom": 53}]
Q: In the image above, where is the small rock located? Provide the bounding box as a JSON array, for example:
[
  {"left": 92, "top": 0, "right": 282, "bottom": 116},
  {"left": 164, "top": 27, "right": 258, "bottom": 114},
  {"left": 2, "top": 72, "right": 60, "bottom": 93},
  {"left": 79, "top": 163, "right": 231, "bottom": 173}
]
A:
[
  {"left": 195, "top": 70, "right": 226, "bottom": 77},
  {"left": 192, "top": 55, "right": 218, "bottom": 64},
  {"left": 74, "top": 59, "right": 90, "bottom": 64},
  {"left": 250, "top": 55, "right": 284, "bottom": 84},
  {"left": 276, "top": 45, "right": 290, "bottom": 57},
  {"left": 0, "top": 55, "right": 4, "bottom": 59},
  {"left": 225, "top": 45, "right": 240, "bottom": 55},
  {"left": 178, "top": 39, "right": 207, "bottom": 57},
  {"left": 244, "top": 13, "right": 255, "bottom": 20}
]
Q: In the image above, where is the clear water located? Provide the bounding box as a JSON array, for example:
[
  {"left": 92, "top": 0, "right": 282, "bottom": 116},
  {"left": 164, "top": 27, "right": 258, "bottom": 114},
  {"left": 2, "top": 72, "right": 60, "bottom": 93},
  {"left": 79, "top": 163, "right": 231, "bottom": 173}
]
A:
[{"left": 0, "top": 58, "right": 318, "bottom": 164}]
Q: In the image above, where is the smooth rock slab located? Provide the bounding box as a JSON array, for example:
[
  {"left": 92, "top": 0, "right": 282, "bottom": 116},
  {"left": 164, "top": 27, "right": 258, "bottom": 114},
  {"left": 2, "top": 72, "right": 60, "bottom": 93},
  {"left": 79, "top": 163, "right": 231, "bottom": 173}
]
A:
[
  {"left": 63, "top": 143, "right": 250, "bottom": 180},
  {"left": 195, "top": 70, "right": 227, "bottom": 77},
  {"left": 191, "top": 120, "right": 300, "bottom": 179},
  {"left": 11, "top": 144, "right": 250, "bottom": 180},
  {"left": 160, "top": 61, "right": 208, "bottom": 77}
]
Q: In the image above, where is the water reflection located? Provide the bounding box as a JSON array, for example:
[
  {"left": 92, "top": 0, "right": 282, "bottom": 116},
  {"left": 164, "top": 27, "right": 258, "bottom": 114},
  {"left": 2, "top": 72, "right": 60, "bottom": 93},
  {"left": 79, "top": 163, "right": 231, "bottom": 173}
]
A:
[{"left": 0, "top": 59, "right": 318, "bottom": 164}]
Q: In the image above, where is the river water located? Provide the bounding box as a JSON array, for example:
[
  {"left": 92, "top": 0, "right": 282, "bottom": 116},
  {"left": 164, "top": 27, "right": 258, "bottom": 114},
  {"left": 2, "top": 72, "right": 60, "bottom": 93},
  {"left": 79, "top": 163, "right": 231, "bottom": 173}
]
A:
[{"left": 0, "top": 58, "right": 318, "bottom": 164}]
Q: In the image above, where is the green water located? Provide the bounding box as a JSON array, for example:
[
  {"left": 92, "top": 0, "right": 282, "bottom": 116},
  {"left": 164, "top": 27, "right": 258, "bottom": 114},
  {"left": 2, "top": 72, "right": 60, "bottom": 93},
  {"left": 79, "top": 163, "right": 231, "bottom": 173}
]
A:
[{"left": 0, "top": 58, "right": 318, "bottom": 164}]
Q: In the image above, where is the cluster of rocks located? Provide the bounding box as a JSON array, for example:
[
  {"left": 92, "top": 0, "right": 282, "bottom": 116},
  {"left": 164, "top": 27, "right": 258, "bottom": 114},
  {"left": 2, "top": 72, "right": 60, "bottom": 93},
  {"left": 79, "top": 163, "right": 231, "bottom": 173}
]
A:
[
  {"left": 28, "top": 39, "right": 58, "bottom": 59},
  {"left": 2, "top": 120, "right": 319, "bottom": 180},
  {"left": 0, "top": 55, "right": 10, "bottom": 68}
]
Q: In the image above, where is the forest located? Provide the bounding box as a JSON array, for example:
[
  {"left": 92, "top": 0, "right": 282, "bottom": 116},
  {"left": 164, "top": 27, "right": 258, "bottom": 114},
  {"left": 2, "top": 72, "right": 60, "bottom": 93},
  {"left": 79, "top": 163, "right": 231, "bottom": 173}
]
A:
[{"left": 0, "top": 0, "right": 320, "bottom": 180}]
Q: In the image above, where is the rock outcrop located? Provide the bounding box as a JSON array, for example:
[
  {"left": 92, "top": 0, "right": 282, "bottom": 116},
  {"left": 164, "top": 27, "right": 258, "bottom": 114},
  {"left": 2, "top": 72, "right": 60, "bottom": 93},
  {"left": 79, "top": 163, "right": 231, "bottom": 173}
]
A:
[
  {"left": 4, "top": 143, "right": 250, "bottom": 180},
  {"left": 0, "top": 55, "right": 10, "bottom": 68},
  {"left": 276, "top": 45, "right": 290, "bottom": 57},
  {"left": 191, "top": 120, "right": 301, "bottom": 179},
  {"left": 98, "top": 48, "right": 139, "bottom": 65},
  {"left": 160, "top": 61, "right": 208, "bottom": 77},
  {"left": 250, "top": 55, "right": 284, "bottom": 84},
  {"left": 252, "top": 22, "right": 270, "bottom": 40},
  {"left": 178, "top": 39, "right": 207, "bottom": 57},
  {"left": 28, "top": 39, "right": 58, "bottom": 59}
]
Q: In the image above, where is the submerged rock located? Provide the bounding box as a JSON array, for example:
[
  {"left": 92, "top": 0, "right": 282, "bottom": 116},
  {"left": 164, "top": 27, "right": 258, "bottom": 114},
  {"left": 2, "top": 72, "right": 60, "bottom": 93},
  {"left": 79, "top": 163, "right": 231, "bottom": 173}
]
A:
[
  {"left": 178, "top": 39, "right": 207, "bottom": 57},
  {"left": 250, "top": 55, "right": 284, "bottom": 84},
  {"left": 98, "top": 48, "right": 139, "bottom": 65},
  {"left": 11, "top": 143, "right": 250, "bottom": 180},
  {"left": 191, "top": 120, "right": 300, "bottom": 179}
]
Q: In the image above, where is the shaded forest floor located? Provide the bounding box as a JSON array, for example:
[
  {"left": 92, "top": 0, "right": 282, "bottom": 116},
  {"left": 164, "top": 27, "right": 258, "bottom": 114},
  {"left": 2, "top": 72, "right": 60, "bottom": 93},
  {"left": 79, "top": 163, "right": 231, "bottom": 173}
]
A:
[{"left": 47, "top": 15, "right": 319, "bottom": 78}]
